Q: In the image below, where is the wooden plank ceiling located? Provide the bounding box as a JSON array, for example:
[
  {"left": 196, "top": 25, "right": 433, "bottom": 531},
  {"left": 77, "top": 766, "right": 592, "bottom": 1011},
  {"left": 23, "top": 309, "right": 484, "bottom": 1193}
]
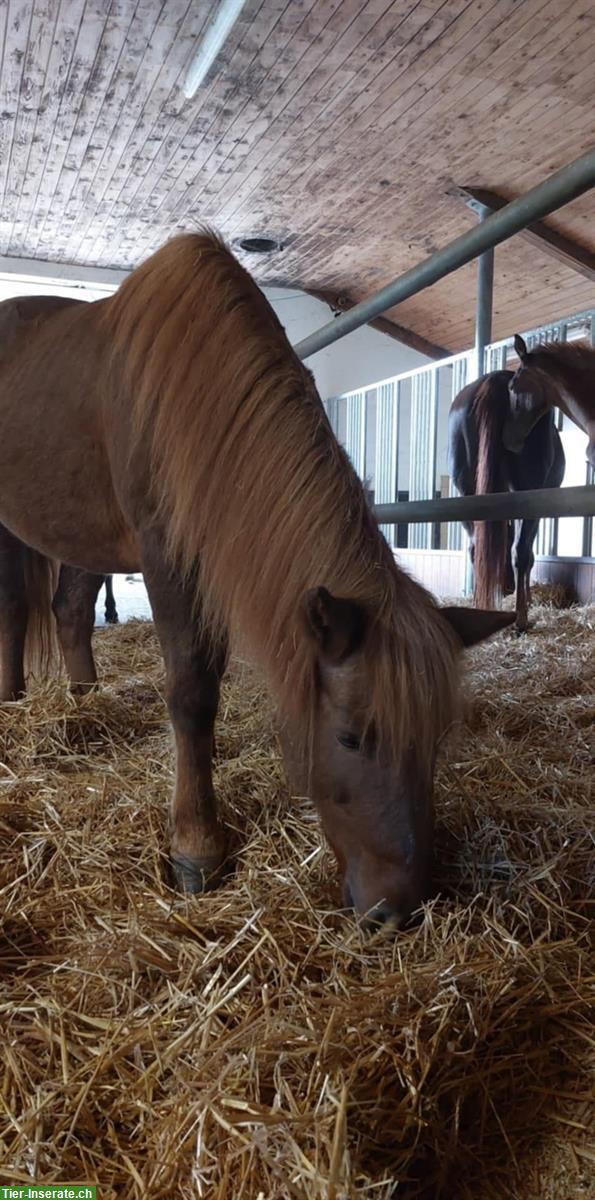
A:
[{"left": 0, "top": 0, "right": 594, "bottom": 353}]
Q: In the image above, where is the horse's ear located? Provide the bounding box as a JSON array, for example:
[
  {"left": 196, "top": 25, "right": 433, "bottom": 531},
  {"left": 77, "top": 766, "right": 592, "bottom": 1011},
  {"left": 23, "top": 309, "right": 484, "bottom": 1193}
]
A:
[
  {"left": 440, "top": 606, "right": 516, "bottom": 648},
  {"left": 305, "top": 587, "right": 366, "bottom": 662},
  {"left": 514, "top": 333, "right": 528, "bottom": 361}
]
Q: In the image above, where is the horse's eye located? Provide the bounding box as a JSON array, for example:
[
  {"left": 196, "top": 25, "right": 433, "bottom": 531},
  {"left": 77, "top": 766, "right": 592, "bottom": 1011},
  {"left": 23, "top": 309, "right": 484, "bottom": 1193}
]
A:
[{"left": 337, "top": 732, "right": 361, "bottom": 752}]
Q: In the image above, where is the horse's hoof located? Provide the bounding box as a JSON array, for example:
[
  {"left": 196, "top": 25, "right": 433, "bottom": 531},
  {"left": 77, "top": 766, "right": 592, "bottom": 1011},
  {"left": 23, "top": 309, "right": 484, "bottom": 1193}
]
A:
[
  {"left": 71, "top": 680, "right": 99, "bottom": 696},
  {"left": 170, "top": 851, "right": 225, "bottom": 894},
  {"left": 514, "top": 623, "right": 529, "bottom": 637}
]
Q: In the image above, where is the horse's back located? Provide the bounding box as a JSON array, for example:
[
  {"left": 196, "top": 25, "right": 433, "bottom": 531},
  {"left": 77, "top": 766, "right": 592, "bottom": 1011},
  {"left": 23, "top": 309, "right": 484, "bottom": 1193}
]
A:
[
  {"left": 0, "top": 294, "right": 83, "bottom": 362},
  {"left": 0, "top": 294, "right": 82, "bottom": 321},
  {"left": 0, "top": 295, "right": 139, "bottom": 573}
]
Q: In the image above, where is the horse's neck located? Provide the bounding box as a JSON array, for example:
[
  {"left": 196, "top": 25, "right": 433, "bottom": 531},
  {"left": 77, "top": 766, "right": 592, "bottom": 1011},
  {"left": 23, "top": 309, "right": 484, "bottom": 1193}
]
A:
[{"left": 553, "top": 362, "right": 595, "bottom": 437}]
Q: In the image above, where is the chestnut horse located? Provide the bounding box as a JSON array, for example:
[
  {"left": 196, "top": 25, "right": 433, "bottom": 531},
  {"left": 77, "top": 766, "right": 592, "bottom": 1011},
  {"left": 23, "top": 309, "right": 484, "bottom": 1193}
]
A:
[
  {"left": 0, "top": 296, "right": 118, "bottom": 687},
  {"left": 0, "top": 233, "right": 513, "bottom": 928},
  {"left": 449, "top": 371, "right": 565, "bottom": 633},
  {"left": 509, "top": 334, "right": 595, "bottom": 468}
]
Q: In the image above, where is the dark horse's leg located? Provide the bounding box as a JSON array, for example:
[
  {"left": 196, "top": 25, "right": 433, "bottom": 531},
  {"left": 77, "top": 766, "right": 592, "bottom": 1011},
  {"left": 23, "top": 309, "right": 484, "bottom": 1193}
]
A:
[
  {"left": 0, "top": 524, "right": 28, "bottom": 700},
  {"left": 512, "top": 518, "right": 539, "bottom": 635},
  {"left": 504, "top": 523, "right": 515, "bottom": 595},
  {"left": 52, "top": 566, "right": 104, "bottom": 693},
  {"left": 462, "top": 519, "right": 475, "bottom": 580},
  {"left": 447, "top": 405, "right": 477, "bottom": 591},
  {"left": 104, "top": 575, "right": 119, "bottom": 624},
  {"left": 140, "top": 531, "right": 227, "bottom": 893},
  {"left": 509, "top": 414, "right": 565, "bottom": 635}
]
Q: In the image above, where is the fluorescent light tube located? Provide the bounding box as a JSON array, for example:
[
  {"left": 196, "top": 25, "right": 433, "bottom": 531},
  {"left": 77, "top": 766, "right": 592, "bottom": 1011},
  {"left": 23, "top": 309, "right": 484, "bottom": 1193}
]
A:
[{"left": 184, "top": 0, "right": 249, "bottom": 99}]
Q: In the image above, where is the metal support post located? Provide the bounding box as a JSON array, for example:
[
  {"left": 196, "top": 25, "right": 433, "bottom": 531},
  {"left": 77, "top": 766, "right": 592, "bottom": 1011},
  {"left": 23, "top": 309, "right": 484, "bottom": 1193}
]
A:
[{"left": 474, "top": 204, "right": 494, "bottom": 378}]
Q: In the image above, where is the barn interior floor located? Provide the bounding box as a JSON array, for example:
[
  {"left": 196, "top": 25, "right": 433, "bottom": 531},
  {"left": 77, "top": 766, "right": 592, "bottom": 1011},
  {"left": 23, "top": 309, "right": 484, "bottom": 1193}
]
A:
[{"left": 0, "top": 601, "right": 593, "bottom": 1199}]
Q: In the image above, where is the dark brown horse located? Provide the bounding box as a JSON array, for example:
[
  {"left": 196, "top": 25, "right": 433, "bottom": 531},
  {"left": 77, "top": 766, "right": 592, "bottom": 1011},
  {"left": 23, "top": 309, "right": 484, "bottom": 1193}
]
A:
[
  {"left": 0, "top": 233, "right": 512, "bottom": 928},
  {"left": 509, "top": 335, "right": 595, "bottom": 467},
  {"left": 449, "top": 371, "right": 565, "bottom": 633}
]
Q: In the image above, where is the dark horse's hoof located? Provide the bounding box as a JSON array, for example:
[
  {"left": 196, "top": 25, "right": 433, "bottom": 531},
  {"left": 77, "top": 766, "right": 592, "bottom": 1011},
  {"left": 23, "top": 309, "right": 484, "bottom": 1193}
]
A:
[
  {"left": 105, "top": 613, "right": 119, "bottom": 624},
  {"left": 170, "top": 851, "right": 226, "bottom": 893}
]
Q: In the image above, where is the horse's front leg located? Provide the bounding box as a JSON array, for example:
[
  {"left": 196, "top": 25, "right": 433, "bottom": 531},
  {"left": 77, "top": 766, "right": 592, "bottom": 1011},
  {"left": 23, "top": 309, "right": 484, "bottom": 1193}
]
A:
[
  {"left": 513, "top": 518, "right": 539, "bottom": 635},
  {"left": 140, "top": 531, "right": 227, "bottom": 893},
  {"left": 52, "top": 566, "right": 103, "bottom": 692},
  {"left": 504, "top": 522, "right": 515, "bottom": 595}
]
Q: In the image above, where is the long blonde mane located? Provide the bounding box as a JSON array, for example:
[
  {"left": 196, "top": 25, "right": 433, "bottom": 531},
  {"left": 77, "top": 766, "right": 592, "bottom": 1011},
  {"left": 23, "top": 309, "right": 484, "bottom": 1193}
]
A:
[{"left": 104, "top": 231, "right": 459, "bottom": 760}]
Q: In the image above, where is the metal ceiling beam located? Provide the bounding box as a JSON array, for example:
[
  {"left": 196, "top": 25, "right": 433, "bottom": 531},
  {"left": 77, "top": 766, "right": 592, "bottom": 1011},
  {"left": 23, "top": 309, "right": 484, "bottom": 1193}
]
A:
[
  {"left": 450, "top": 184, "right": 595, "bottom": 283},
  {"left": 295, "top": 148, "right": 595, "bottom": 361},
  {"left": 307, "top": 288, "right": 448, "bottom": 360}
]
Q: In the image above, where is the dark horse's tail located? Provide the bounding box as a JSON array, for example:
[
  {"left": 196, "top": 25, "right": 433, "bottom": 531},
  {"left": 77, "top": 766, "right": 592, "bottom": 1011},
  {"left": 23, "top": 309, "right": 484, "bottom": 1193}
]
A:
[
  {"left": 473, "top": 378, "right": 507, "bottom": 609},
  {"left": 23, "top": 548, "right": 60, "bottom": 681}
]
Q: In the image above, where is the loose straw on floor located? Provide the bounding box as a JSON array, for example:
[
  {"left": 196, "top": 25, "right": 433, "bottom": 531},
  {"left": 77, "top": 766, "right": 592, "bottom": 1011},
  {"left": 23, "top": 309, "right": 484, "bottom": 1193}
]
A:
[{"left": 0, "top": 596, "right": 593, "bottom": 1199}]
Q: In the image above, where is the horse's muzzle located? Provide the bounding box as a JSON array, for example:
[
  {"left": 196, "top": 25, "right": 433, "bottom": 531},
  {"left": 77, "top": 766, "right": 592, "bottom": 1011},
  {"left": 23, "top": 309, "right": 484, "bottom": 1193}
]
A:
[{"left": 342, "top": 878, "right": 417, "bottom": 933}]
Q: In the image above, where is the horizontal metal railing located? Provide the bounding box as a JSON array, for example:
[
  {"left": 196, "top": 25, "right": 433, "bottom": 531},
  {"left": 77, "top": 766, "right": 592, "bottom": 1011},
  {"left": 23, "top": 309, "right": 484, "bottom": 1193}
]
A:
[{"left": 374, "top": 485, "right": 595, "bottom": 526}]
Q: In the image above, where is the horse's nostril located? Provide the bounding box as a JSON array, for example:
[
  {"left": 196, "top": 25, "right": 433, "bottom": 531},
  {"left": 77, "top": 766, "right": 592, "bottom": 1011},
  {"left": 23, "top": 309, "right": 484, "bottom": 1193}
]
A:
[
  {"left": 344, "top": 877, "right": 420, "bottom": 931},
  {"left": 362, "top": 902, "right": 407, "bottom": 933}
]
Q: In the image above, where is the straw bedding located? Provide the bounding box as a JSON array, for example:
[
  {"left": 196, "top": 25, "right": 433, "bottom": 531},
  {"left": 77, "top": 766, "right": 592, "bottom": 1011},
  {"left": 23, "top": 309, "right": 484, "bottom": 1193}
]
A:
[{"left": 0, "top": 599, "right": 593, "bottom": 1198}]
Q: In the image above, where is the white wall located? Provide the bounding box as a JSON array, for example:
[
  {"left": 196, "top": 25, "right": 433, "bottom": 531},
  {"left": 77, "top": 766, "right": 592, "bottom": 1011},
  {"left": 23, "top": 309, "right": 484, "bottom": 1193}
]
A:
[{"left": 265, "top": 286, "right": 429, "bottom": 400}]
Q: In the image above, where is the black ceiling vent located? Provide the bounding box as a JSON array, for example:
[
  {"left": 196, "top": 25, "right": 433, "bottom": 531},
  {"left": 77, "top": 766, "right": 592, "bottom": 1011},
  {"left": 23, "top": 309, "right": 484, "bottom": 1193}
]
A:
[{"left": 235, "top": 234, "right": 283, "bottom": 254}]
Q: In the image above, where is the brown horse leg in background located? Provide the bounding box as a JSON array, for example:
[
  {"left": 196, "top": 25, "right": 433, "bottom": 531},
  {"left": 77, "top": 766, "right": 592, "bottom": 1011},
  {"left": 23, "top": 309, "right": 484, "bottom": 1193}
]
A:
[
  {"left": 140, "top": 528, "right": 228, "bottom": 891},
  {"left": 0, "top": 529, "right": 104, "bottom": 698},
  {"left": 52, "top": 566, "right": 105, "bottom": 693},
  {"left": 0, "top": 524, "right": 28, "bottom": 700}
]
